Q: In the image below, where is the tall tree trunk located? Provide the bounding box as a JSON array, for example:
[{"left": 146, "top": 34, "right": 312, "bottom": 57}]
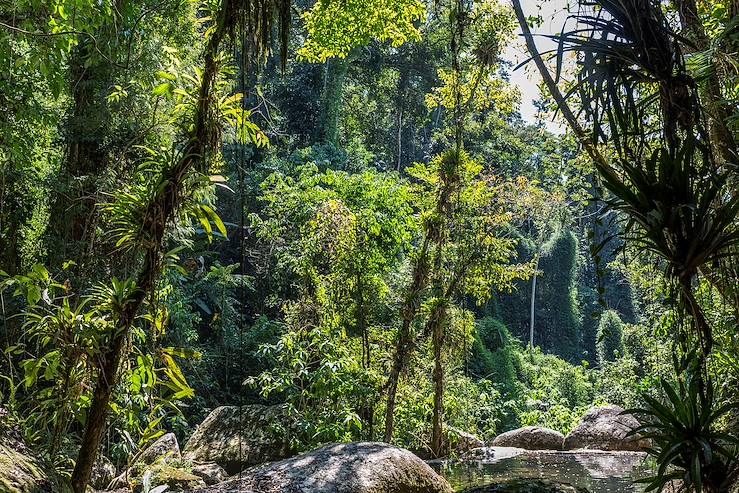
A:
[
  {"left": 70, "top": 17, "right": 228, "bottom": 492},
  {"left": 529, "top": 255, "right": 538, "bottom": 355},
  {"left": 674, "top": 0, "right": 737, "bottom": 166},
  {"left": 354, "top": 270, "right": 374, "bottom": 440},
  {"left": 679, "top": 273, "right": 713, "bottom": 359},
  {"left": 384, "top": 237, "right": 431, "bottom": 443},
  {"left": 429, "top": 299, "right": 447, "bottom": 457},
  {"left": 319, "top": 57, "right": 349, "bottom": 145},
  {"left": 428, "top": 191, "right": 449, "bottom": 457},
  {"left": 70, "top": 297, "right": 136, "bottom": 492}
]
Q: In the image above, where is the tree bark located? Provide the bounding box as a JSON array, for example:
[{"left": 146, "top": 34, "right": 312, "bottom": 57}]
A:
[
  {"left": 429, "top": 300, "right": 447, "bottom": 457},
  {"left": 674, "top": 0, "right": 737, "bottom": 166},
  {"left": 70, "top": 14, "right": 227, "bottom": 492},
  {"left": 679, "top": 273, "right": 713, "bottom": 359},
  {"left": 511, "top": 0, "right": 614, "bottom": 182},
  {"left": 70, "top": 297, "right": 136, "bottom": 492},
  {"left": 529, "top": 255, "right": 538, "bottom": 355},
  {"left": 428, "top": 164, "right": 453, "bottom": 457},
  {"left": 384, "top": 237, "right": 431, "bottom": 443}
]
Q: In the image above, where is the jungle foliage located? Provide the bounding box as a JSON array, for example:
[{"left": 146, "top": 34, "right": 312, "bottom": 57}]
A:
[{"left": 1, "top": 0, "right": 739, "bottom": 491}]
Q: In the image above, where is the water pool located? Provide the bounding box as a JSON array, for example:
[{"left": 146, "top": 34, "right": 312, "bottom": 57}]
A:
[{"left": 430, "top": 449, "right": 653, "bottom": 493}]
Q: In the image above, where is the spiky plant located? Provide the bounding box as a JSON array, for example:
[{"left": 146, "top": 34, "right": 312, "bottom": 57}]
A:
[
  {"left": 532, "top": 0, "right": 739, "bottom": 358},
  {"left": 629, "top": 355, "right": 739, "bottom": 493}
]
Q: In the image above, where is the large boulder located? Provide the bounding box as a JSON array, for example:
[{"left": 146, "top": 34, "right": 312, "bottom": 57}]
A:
[
  {"left": 137, "top": 432, "right": 182, "bottom": 465},
  {"left": 445, "top": 425, "right": 484, "bottom": 455},
  {"left": 89, "top": 454, "right": 117, "bottom": 490},
  {"left": 0, "top": 421, "right": 72, "bottom": 493},
  {"left": 131, "top": 463, "right": 206, "bottom": 493},
  {"left": 492, "top": 427, "right": 564, "bottom": 451},
  {"left": 191, "top": 442, "right": 454, "bottom": 493},
  {"left": 191, "top": 462, "right": 228, "bottom": 485},
  {"left": 183, "top": 405, "right": 292, "bottom": 474},
  {"left": 563, "top": 406, "right": 649, "bottom": 451}
]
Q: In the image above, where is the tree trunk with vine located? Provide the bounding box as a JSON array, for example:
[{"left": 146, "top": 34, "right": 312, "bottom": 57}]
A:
[
  {"left": 70, "top": 15, "right": 228, "bottom": 492},
  {"left": 384, "top": 237, "right": 431, "bottom": 443}
]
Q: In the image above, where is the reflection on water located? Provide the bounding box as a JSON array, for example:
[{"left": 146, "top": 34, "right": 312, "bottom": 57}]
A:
[{"left": 430, "top": 449, "right": 654, "bottom": 493}]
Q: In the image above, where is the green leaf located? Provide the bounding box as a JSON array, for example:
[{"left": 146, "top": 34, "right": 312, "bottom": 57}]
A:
[
  {"left": 155, "top": 70, "right": 177, "bottom": 81},
  {"left": 153, "top": 82, "right": 173, "bottom": 97}
]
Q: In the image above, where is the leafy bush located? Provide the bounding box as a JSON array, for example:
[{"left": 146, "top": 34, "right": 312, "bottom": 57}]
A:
[
  {"left": 514, "top": 347, "right": 594, "bottom": 434},
  {"left": 249, "top": 315, "right": 375, "bottom": 450},
  {"left": 597, "top": 310, "right": 624, "bottom": 366},
  {"left": 594, "top": 356, "right": 643, "bottom": 409},
  {"left": 519, "top": 403, "right": 588, "bottom": 434},
  {"left": 469, "top": 317, "right": 518, "bottom": 391}
]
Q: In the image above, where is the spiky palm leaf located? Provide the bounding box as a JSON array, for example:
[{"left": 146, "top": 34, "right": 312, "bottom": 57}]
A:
[{"left": 628, "top": 359, "right": 739, "bottom": 492}]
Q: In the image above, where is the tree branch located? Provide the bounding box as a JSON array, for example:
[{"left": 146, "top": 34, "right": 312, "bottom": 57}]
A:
[{"left": 510, "top": 0, "right": 617, "bottom": 184}]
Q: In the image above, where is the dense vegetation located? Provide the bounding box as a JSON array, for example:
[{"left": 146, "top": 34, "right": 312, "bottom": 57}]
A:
[{"left": 1, "top": 0, "right": 738, "bottom": 491}]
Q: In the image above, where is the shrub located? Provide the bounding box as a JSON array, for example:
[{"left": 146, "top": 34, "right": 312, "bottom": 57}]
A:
[
  {"left": 469, "top": 317, "right": 518, "bottom": 392},
  {"left": 596, "top": 310, "right": 624, "bottom": 366}
]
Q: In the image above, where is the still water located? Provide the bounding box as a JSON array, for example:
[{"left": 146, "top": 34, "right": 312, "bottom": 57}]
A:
[{"left": 431, "top": 449, "right": 654, "bottom": 493}]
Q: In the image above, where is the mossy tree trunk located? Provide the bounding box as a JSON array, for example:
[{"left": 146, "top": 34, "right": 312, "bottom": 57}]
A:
[
  {"left": 384, "top": 237, "right": 431, "bottom": 443},
  {"left": 70, "top": 14, "right": 229, "bottom": 492},
  {"left": 319, "top": 56, "right": 350, "bottom": 145}
]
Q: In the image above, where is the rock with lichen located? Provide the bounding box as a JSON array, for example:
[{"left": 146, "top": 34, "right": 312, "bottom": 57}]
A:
[
  {"left": 130, "top": 463, "right": 206, "bottom": 493},
  {"left": 0, "top": 409, "right": 72, "bottom": 493},
  {"left": 183, "top": 405, "right": 293, "bottom": 474},
  {"left": 190, "top": 441, "right": 453, "bottom": 493}
]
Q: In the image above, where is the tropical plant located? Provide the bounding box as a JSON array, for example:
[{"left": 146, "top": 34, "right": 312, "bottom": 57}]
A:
[
  {"left": 629, "top": 356, "right": 739, "bottom": 493},
  {"left": 0, "top": 266, "right": 198, "bottom": 472},
  {"left": 515, "top": 0, "right": 739, "bottom": 371}
]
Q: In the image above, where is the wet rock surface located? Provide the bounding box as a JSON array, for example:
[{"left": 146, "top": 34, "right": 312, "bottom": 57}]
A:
[
  {"left": 445, "top": 426, "right": 485, "bottom": 455},
  {"left": 460, "top": 479, "right": 588, "bottom": 493},
  {"left": 460, "top": 447, "right": 528, "bottom": 463},
  {"left": 432, "top": 449, "right": 650, "bottom": 493}
]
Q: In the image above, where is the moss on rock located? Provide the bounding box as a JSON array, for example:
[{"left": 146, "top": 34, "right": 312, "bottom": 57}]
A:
[
  {"left": 0, "top": 443, "right": 72, "bottom": 493},
  {"left": 130, "top": 463, "right": 206, "bottom": 493}
]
